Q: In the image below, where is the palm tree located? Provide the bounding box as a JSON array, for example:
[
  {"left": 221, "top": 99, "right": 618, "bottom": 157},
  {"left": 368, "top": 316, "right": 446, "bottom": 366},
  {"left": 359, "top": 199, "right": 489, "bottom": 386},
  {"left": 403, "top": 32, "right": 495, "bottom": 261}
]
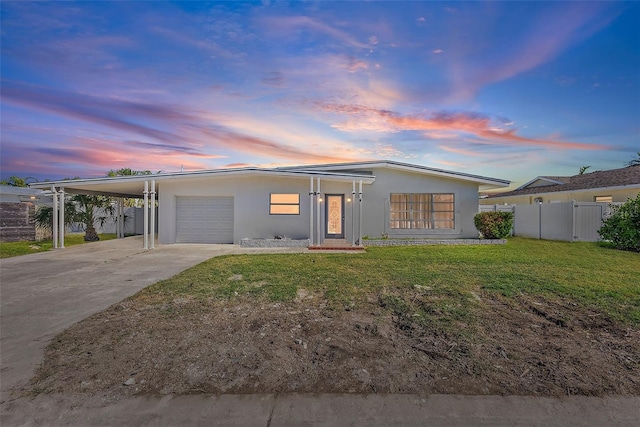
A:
[
  {"left": 579, "top": 165, "right": 591, "bottom": 175},
  {"left": 34, "top": 200, "right": 77, "bottom": 231},
  {"left": 0, "top": 176, "right": 37, "bottom": 187},
  {"left": 34, "top": 194, "right": 114, "bottom": 241},
  {"left": 70, "top": 195, "right": 115, "bottom": 241},
  {"left": 107, "top": 168, "right": 152, "bottom": 177},
  {"left": 626, "top": 152, "right": 640, "bottom": 167}
]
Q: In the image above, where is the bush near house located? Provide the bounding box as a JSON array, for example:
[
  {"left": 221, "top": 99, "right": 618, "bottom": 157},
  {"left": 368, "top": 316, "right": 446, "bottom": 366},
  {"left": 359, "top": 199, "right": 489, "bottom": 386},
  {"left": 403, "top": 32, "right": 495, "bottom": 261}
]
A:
[
  {"left": 474, "top": 211, "right": 513, "bottom": 239},
  {"left": 599, "top": 193, "right": 640, "bottom": 252}
]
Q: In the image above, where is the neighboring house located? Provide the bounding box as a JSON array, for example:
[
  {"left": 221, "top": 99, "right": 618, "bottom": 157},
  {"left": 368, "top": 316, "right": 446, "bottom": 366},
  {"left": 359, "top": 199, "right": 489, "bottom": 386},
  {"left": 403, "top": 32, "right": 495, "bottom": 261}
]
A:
[
  {"left": 481, "top": 165, "right": 640, "bottom": 205},
  {"left": 31, "top": 161, "right": 509, "bottom": 246},
  {"left": 0, "top": 185, "right": 50, "bottom": 242},
  {"left": 0, "top": 185, "right": 44, "bottom": 204}
]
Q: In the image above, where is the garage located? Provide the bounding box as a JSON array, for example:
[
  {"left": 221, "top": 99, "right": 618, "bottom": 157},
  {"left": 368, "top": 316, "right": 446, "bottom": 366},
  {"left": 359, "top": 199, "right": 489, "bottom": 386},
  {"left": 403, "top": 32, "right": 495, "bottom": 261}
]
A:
[{"left": 176, "top": 196, "right": 234, "bottom": 243}]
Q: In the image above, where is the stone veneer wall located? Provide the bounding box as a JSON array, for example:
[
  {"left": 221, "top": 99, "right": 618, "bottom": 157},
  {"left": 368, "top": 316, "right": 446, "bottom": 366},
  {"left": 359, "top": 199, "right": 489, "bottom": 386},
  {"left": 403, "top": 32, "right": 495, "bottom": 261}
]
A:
[
  {"left": 363, "top": 239, "right": 506, "bottom": 247},
  {"left": 239, "top": 237, "right": 506, "bottom": 248},
  {"left": 240, "top": 238, "right": 310, "bottom": 248}
]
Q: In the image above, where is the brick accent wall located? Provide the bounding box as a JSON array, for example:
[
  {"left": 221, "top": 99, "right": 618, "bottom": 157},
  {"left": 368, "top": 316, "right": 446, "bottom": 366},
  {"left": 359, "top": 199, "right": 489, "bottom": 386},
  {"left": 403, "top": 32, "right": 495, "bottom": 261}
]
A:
[{"left": 0, "top": 202, "right": 36, "bottom": 242}]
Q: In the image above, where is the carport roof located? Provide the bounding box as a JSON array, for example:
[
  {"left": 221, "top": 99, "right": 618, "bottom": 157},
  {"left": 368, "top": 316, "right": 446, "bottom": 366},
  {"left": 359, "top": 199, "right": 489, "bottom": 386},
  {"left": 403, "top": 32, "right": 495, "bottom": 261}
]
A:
[{"left": 29, "top": 167, "right": 376, "bottom": 198}]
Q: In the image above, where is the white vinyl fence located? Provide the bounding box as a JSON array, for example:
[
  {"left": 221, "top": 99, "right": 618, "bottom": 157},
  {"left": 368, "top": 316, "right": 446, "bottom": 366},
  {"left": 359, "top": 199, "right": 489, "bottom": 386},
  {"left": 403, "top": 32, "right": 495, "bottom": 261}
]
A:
[
  {"left": 68, "top": 207, "right": 158, "bottom": 235},
  {"left": 479, "top": 201, "right": 619, "bottom": 242}
]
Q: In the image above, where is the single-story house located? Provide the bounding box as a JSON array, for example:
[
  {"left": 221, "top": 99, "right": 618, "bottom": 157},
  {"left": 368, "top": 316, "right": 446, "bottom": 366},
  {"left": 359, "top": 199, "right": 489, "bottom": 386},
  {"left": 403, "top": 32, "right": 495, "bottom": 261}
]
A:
[
  {"left": 0, "top": 185, "right": 45, "bottom": 204},
  {"left": 0, "top": 185, "right": 52, "bottom": 242},
  {"left": 30, "top": 160, "right": 509, "bottom": 248},
  {"left": 481, "top": 165, "right": 640, "bottom": 205}
]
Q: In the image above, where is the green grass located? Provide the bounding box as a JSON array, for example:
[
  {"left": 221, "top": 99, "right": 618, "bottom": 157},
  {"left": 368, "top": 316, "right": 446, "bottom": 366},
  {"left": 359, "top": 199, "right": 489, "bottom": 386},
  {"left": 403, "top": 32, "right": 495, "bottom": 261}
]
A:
[
  {"left": 138, "top": 238, "right": 640, "bottom": 325},
  {"left": 0, "top": 233, "right": 117, "bottom": 258}
]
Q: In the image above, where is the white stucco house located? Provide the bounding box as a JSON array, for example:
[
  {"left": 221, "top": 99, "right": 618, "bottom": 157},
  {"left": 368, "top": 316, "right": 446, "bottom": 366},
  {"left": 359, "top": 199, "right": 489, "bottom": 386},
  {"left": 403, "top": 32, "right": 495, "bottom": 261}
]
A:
[{"left": 31, "top": 161, "right": 510, "bottom": 248}]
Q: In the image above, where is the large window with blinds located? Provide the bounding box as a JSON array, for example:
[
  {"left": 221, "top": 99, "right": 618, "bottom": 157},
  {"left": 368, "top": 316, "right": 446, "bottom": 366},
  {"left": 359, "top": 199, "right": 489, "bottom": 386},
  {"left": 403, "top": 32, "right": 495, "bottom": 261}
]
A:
[{"left": 390, "top": 193, "right": 454, "bottom": 229}]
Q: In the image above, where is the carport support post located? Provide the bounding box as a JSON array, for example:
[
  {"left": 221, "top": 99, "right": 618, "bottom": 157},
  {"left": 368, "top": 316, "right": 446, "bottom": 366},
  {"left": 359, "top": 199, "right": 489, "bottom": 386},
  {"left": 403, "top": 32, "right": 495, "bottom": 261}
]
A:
[
  {"left": 118, "top": 199, "right": 125, "bottom": 238},
  {"left": 316, "top": 177, "right": 321, "bottom": 246},
  {"left": 351, "top": 180, "right": 356, "bottom": 246},
  {"left": 309, "top": 177, "right": 314, "bottom": 246},
  {"left": 115, "top": 199, "right": 120, "bottom": 238},
  {"left": 59, "top": 188, "right": 65, "bottom": 248},
  {"left": 358, "top": 180, "right": 363, "bottom": 246},
  {"left": 143, "top": 180, "right": 149, "bottom": 250},
  {"left": 150, "top": 180, "right": 156, "bottom": 249},
  {"left": 52, "top": 186, "right": 58, "bottom": 249}
]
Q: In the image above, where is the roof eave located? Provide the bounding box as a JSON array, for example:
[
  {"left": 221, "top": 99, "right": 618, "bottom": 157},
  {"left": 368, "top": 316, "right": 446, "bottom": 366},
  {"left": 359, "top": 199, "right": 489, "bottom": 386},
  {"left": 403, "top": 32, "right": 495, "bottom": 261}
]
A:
[
  {"left": 283, "top": 160, "right": 510, "bottom": 187},
  {"left": 29, "top": 168, "right": 376, "bottom": 191}
]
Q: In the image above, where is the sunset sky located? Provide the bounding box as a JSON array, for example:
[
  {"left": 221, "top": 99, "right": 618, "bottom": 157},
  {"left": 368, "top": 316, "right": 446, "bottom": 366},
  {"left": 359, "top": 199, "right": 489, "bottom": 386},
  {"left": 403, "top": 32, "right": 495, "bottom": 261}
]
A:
[{"left": 1, "top": 1, "right": 639, "bottom": 188}]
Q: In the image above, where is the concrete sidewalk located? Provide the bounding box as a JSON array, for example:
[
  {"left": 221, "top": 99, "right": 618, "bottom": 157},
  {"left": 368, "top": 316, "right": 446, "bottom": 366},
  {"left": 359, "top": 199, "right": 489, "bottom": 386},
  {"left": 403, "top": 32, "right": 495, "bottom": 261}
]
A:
[
  {"left": 2, "top": 392, "right": 639, "bottom": 426},
  {"left": 2, "top": 237, "right": 639, "bottom": 426}
]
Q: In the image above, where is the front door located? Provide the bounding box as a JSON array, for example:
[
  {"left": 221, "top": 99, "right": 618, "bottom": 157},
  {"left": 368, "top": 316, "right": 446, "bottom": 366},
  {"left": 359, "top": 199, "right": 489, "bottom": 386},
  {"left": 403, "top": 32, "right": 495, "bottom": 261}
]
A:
[{"left": 325, "top": 194, "right": 345, "bottom": 239}]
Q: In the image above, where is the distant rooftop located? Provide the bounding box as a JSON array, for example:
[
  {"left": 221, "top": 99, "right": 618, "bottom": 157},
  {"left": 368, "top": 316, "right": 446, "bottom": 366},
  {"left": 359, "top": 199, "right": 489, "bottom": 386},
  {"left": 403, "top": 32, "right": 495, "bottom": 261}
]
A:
[{"left": 486, "top": 165, "right": 640, "bottom": 198}]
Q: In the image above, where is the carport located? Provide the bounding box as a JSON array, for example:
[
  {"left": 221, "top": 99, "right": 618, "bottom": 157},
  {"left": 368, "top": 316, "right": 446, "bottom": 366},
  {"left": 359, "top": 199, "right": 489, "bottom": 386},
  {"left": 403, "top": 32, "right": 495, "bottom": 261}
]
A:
[{"left": 31, "top": 176, "right": 158, "bottom": 249}]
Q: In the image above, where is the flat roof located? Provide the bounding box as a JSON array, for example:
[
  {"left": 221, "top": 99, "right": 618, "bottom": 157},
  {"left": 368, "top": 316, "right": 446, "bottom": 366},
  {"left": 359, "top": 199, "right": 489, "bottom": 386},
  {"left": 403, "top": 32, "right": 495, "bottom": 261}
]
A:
[{"left": 30, "top": 167, "right": 376, "bottom": 198}]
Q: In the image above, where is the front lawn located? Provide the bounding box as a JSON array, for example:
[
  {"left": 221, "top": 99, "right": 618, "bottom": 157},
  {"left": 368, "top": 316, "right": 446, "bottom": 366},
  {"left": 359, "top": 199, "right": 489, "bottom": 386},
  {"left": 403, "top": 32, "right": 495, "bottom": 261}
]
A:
[
  {"left": 0, "top": 234, "right": 117, "bottom": 258},
  {"left": 143, "top": 237, "right": 640, "bottom": 324},
  {"left": 32, "top": 238, "right": 640, "bottom": 399}
]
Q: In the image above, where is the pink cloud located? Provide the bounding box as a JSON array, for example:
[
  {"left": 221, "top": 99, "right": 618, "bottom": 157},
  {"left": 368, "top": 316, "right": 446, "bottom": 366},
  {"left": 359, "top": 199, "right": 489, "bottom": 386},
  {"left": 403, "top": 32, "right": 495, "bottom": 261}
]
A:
[
  {"left": 316, "top": 103, "right": 609, "bottom": 151},
  {"left": 344, "top": 57, "right": 369, "bottom": 73}
]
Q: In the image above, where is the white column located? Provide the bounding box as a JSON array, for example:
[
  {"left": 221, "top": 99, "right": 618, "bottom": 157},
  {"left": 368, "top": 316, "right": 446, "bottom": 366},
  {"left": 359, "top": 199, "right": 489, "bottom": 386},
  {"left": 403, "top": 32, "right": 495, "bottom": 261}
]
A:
[
  {"left": 309, "top": 177, "right": 314, "bottom": 246},
  {"left": 59, "top": 188, "right": 65, "bottom": 248},
  {"left": 143, "top": 180, "right": 149, "bottom": 249},
  {"left": 150, "top": 180, "right": 156, "bottom": 249},
  {"left": 316, "top": 177, "right": 321, "bottom": 245},
  {"left": 52, "top": 186, "right": 58, "bottom": 249},
  {"left": 115, "top": 199, "right": 119, "bottom": 238},
  {"left": 115, "top": 199, "right": 120, "bottom": 238},
  {"left": 119, "top": 199, "right": 125, "bottom": 238},
  {"left": 351, "top": 180, "right": 356, "bottom": 246},
  {"left": 358, "top": 180, "right": 363, "bottom": 246}
]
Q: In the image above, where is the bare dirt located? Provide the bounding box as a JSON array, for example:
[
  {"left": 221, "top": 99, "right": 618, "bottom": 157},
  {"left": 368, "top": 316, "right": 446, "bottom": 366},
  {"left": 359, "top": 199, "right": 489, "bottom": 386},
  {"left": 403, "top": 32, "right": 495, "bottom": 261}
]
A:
[{"left": 29, "top": 290, "right": 640, "bottom": 402}]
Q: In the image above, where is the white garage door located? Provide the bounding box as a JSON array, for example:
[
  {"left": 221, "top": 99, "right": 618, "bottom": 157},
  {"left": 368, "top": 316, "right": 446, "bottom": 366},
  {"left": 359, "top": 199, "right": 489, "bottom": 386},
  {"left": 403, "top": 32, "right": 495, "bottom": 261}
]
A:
[{"left": 176, "top": 197, "right": 234, "bottom": 243}]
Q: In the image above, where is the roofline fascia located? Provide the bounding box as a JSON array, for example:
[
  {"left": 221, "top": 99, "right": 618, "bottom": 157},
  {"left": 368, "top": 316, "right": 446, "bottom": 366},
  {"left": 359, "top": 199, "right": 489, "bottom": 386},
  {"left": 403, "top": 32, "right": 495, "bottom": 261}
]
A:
[
  {"left": 284, "top": 160, "right": 510, "bottom": 187},
  {"left": 29, "top": 168, "right": 376, "bottom": 189}
]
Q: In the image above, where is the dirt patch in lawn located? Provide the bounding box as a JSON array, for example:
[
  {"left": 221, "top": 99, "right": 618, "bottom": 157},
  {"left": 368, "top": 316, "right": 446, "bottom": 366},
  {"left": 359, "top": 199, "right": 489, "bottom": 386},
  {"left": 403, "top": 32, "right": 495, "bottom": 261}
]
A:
[{"left": 30, "top": 292, "right": 640, "bottom": 402}]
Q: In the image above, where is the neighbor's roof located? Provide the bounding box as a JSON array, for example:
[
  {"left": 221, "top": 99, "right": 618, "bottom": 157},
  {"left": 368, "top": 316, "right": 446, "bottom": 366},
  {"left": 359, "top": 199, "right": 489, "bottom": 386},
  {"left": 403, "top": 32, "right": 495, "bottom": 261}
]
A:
[
  {"left": 487, "top": 165, "right": 640, "bottom": 199},
  {"left": 0, "top": 185, "right": 43, "bottom": 197}
]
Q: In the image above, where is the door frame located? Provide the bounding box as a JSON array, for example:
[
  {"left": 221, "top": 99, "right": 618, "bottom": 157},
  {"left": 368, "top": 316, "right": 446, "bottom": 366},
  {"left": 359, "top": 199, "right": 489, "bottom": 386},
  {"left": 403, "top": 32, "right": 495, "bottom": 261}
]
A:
[{"left": 324, "top": 194, "right": 345, "bottom": 239}]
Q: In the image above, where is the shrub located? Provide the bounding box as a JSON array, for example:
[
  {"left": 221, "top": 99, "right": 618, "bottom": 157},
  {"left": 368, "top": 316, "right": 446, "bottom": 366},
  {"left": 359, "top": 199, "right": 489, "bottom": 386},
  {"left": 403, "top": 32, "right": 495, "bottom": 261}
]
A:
[
  {"left": 598, "top": 194, "right": 640, "bottom": 252},
  {"left": 474, "top": 211, "right": 513, "bottom": 239}
]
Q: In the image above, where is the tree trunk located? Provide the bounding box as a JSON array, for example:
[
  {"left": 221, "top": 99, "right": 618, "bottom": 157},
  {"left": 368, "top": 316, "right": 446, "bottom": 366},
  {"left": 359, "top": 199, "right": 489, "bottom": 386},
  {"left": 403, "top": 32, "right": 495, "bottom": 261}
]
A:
[{"left": 84, "top": 224, "right": 100, "bottom": 241}]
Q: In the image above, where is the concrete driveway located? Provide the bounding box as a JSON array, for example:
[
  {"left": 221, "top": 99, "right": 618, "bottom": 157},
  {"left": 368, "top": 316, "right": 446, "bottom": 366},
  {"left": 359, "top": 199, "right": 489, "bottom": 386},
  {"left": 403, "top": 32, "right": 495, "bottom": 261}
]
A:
[{"left": 0, "top": 236, "right": 303, "bottom": 400}]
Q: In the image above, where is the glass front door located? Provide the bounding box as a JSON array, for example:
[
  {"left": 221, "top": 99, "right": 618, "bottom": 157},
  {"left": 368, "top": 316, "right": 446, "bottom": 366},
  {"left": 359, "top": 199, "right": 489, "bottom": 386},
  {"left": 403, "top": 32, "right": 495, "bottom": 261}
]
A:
[{"left": 325, "top": 194, "right": 345, "bottom": 239}]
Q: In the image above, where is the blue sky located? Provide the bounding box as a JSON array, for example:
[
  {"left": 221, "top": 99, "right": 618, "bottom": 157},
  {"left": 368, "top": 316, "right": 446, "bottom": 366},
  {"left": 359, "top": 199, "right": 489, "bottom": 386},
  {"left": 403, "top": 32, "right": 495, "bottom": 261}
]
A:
[{"left": 1, "top": 1, "right": 638, "bottom": 188}]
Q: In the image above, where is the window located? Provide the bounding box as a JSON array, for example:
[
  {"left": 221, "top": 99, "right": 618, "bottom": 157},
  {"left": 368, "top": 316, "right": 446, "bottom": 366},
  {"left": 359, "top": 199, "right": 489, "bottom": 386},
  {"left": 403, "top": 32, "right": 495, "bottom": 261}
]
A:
[
  {"left": 390, "top": 193, "right": 454, "bottom": 229},
  {"left": 594, "top": 196, "right": 612, "bottom": 203},
  {"left": 270, "top": 193, "right": 300, "bottom": 215}
]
